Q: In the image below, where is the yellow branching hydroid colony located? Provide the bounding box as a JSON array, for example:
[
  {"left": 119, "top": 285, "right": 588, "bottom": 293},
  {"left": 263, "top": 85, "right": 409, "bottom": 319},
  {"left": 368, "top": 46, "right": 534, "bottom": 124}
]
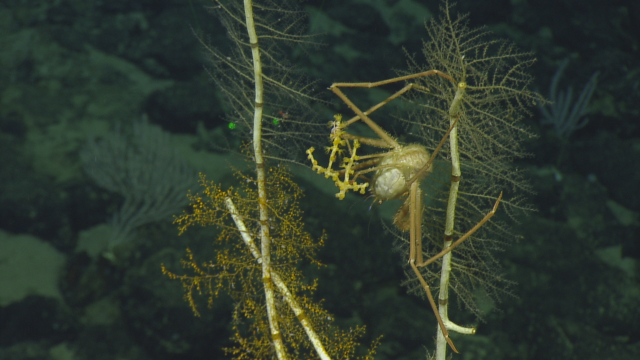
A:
[
  {"left": 162, "top": 0, "right": 378, "bottom": 359},
  {"left": 307, "top": 114, "right": 370, "bottom": 200}
]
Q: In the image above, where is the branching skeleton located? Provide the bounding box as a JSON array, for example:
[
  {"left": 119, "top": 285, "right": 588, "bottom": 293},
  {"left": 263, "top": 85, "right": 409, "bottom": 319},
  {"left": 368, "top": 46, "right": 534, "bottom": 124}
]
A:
[{"left": 307, "top": 70, "right": 503, "bottom": 353}]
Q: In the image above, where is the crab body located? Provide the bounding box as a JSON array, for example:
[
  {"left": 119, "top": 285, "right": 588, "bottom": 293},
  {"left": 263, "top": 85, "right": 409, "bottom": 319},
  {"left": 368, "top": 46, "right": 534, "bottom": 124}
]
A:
[{"left": 372, "top": 144, "right": 432, "bottom": 202}]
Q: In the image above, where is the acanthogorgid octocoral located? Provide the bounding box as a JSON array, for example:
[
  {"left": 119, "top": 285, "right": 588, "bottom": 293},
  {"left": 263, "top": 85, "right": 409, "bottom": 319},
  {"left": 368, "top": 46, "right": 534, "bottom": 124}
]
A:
[{"left": 163, "top": 165, "right": 378, "bottom": 360}]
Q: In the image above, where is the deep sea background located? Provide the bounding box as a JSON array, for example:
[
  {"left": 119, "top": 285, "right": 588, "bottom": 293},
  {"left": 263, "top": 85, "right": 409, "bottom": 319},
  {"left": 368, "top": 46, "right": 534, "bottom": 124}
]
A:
[{"left": 1, "top": 0, "right": 639, "bottom": 359}]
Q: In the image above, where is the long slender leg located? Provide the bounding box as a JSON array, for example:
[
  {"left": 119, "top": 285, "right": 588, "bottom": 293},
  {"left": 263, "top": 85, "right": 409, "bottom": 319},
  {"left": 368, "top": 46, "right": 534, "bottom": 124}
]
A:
[
  {"left": 416, "top": 192, "right": 503, "bottom": 268},
  {"left": 342, "top": 84, "right": 428, "bottom": 127},
  {"left": 408, "top": 188, "right": 503, "bottom": 354},
  {"left": 342, "top": 132, "right": 395, "bottom": 149},
  {"left": 408, "top": 182, "right": 459, "bottom": 353},
  {"left": 330, "top": 70, "right": 457, "bottom": 150},
  {"left": 415, "top": 183, "right": 423, "bottom": 265},
  {"left": 330, "top": 86, "right": 400, "bottom": 149},
  {"left": 331, "top": 69, "right": 456, "bottom": 89}
]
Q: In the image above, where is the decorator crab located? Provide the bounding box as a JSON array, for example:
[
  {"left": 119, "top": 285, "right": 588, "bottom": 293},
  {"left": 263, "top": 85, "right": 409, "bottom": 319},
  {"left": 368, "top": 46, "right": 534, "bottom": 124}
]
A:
[{"left": 307, "top": 71, "right": 502, "bottom": 353}]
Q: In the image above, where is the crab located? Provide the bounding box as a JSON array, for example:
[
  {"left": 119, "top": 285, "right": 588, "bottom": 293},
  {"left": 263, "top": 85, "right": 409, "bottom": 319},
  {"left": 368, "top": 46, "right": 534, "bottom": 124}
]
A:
[{"left": 307, "top": 71, "right": 502, "bottom": 353}]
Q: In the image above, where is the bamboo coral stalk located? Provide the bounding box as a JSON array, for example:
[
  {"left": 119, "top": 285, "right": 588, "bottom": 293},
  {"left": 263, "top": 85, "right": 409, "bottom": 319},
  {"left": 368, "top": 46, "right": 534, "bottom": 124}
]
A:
[
  {"left": 224, "top": 196, "right": 332, "bottom": 360},
  {"left": 241, "top": 1, "right": 286, "bottom": 358}
]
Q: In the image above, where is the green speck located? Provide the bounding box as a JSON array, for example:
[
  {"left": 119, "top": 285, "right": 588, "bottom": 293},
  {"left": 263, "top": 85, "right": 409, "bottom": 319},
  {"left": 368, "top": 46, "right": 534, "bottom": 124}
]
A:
[{"left": 228, "top": 122, "right": 236, "bottom": 130}]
